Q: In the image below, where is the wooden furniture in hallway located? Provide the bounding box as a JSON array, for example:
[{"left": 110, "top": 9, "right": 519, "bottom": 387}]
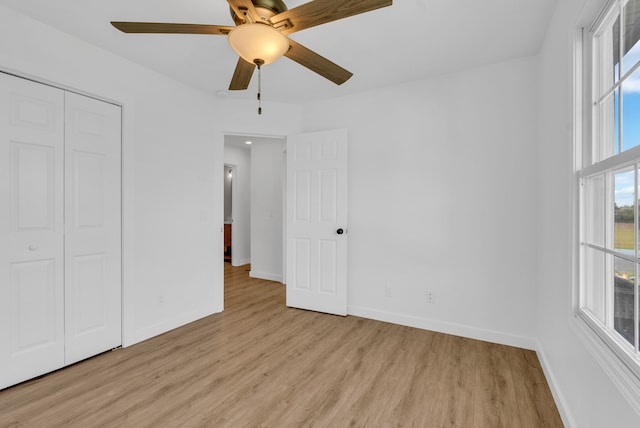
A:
[{"left": 224, "top": 223, "right": 231, "bottom": 262}]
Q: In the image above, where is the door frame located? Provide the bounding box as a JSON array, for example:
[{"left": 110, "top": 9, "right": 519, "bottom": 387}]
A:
[
  {"left": 282, "top": 146, "right": 287, "bottom": 285},
  {"left": 221, "top": 131, "right": 288, "bottom": 288},
  {"left": 221, "top": 130, "right": 348, "bottom": 314}
]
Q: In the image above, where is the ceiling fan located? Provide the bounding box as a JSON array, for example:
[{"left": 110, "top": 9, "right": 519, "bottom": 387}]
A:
[{"left": 111, "top": 0, "right": 393, "bottom": 93}]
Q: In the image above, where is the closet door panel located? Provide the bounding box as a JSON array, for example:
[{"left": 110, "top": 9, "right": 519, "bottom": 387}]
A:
[
  {"left": 64, "top": 92, "right": 122, "bottom": 365},
  {"left": 0, "top": 73, "right": 65, "bottom": 390}
]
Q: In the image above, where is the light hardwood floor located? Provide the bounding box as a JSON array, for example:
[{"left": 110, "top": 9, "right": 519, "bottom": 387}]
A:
[{"left": 0, "top": 264, "right": 563, "bottom": 427}]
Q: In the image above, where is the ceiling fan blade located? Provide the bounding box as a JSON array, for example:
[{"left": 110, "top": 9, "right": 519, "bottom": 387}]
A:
[
  {"left": 285, "top": 39, "right": 352, "bottom": 85},
  {"left": 227, "top": 0, "right": 262, "bottom": 23},
  {"left": 229, "top": 58, "right": 257, "bottom": 90},
  {"left": 111, "top": 22, "right": 234, "bottom": 35},
  {"left": 271, "top": 0, "right": 392, "bottom": 35}
]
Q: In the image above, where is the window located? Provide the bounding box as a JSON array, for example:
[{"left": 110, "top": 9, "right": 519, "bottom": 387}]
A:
[{"left": 579, "top": 0, "right": 640, "bottom": 378}]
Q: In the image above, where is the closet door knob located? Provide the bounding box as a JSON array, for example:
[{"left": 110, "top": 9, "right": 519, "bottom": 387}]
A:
[
  {"left": 336, "top": 228, "right": 344, "bottom": 235},
  {"left": 28, "top": 245, "right": 39, "bottom": 251}
]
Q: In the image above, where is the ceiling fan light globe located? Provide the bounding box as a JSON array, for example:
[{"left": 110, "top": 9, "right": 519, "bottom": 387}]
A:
[{"left": 228, "top": 23, "right": 289, "bottom": 65}]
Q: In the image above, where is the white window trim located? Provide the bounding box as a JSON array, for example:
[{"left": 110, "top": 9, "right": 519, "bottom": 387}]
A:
[{"left": 572, "top": 11, "right": 640, "bottom": 412}]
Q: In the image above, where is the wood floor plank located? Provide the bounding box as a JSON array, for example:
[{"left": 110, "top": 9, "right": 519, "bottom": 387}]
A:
[
  {"left": 507, "top": 346, "right": 563, "bottom": 428},
  {"left": 437, "top": 336, "right": 478, "bottom": 427},
  {"left": 474, "top": 342, "right": 526, "bottom": 428},
  {"left": 0, "top": 264, "right": 564, "bottom": 427}
]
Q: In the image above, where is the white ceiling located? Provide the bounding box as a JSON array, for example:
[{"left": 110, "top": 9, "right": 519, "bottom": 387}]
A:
[
  {"left": 225, "top": 134, "right": 283, "bottom": 150},
  {"left": 0, "top": 0, "right": 558, "bottom": 104}
]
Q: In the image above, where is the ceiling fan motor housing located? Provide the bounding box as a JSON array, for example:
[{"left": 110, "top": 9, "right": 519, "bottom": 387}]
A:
[{"left": 231, "top": 0, "right": 288, "bottom": 25}]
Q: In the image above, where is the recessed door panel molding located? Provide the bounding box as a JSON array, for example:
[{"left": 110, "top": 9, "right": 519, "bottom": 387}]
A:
[
  {"left": 74, "top": 109, "right": 105, "bottom": 137},
  {"left": 293, "top": 239, "right": 311, "bottom": 291},
  {"left": 12, "top": 142, "right": 55, "bottom": 231},
  {"left": 294, "top": 170, "right": 311, "bottom": 223},
  {"left": 319, "top": 169, "right": 337, "bottom": 223},
  {"left": 71, "top": 253, "right": 107, "bottom": 336},
  {"left": 294, "top": 140, "right": 312, "bottom": 162},
  {"left": 287, "top": 129, "right": 348, "bottom": 316},
  {"left": 11, "top": 259, "right": 58, "bottom": 352},
  {"left": 11, "top": 93, "right": 56, "bottom": 131},
  {"left": 73, "top": 150, "right": 106, "bottom": 229},
  {"left": 319, "top": 140, "right": 338, "bottom": 160},
  {"left": 0, "top": 72, "right": 65, "bottom": 390},
  {"left": 319, "top": 240, "right": 337, "bottom": 295}
]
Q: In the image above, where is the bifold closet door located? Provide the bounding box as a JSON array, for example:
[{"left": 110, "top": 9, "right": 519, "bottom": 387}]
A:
[
  {"left": 64, "top": 92, "right": 122, "bottom": 365},
  {"left": 0, "top": 74, "right": 66, "bottom": 389},
  {"left": 0, "top": 73, "right": 122, "bottom": 389}
]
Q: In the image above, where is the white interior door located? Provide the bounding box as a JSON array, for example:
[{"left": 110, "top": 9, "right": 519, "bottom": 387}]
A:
[
  {"left": 286, "top": 129, "right": 348, "bottom": 315},
  {"left": 0, "top": 73, "right": 66, "bottom": 389},
  {"left": 64, "top": 92, "right": 122, "bottom": 365}
]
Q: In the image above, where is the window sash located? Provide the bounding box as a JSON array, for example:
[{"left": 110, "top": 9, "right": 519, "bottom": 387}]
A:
[
  {"left": 590, "top": 0, "right": 640, "bottom": 163},
  {"left": 580, "top": 165, "right": 640, "bottom": 360}
]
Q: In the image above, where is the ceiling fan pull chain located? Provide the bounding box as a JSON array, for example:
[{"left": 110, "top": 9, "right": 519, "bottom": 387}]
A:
[
  {"left": 257, "top": 64, "right": 262, "bottom": 115},
  {"left": 255, "top": 59, "right": 264, "bottom": 115}
]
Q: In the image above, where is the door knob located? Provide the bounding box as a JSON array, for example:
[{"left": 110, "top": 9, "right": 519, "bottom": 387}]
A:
[
  {"left": 28, "top": 245, "right": 38, "bottom": 251},
  {"left": 336, "top": 228, "right": 344, "bottom": 235}
]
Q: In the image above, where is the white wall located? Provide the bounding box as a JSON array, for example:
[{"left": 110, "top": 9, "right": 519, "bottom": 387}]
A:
[
  {"left": 224, "top": 143, "right": 251, "bottom": 266},
  {"left": 536, "top": 0, "right": 640, "bottom": 426},
  {"left": 300, "top": 56, "right": 539, "bottom": 349},
  {"left": 250, "top": 138, "right": 286, "bottom": 282},
  {"left": 0, "top": 5, "right": 300, "bottom": 346}
]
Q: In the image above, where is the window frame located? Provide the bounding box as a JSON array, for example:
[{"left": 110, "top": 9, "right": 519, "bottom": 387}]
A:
[{"left": 575, "top": 0, "right": 640, "bottom": 412}]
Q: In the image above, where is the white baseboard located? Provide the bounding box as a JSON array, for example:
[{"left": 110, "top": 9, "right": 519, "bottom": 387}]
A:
[
  {"left": 347, "top": 305, "right": 537, "bottom": 350},
  {"left": 123, "top": 304, "right": 221, "bottom": 347},
  {"left": 535, "top": 340, "right": 576, "bottom": 428},
  {"left": 231, "top": 258, "right": 250, "bottom": 267},
  {"left": 249, "top": 270, "right": 283, "bottom": 283}
]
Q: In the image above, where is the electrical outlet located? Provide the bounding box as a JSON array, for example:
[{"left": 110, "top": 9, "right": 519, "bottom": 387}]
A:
[
  {"left": 385, "top": 285, "right": 392, "bottom": 298},
  {"left": 427, "top": 291, "right": 435, "bottom": 304},
  {"left": 158, "top": 294, "right": 165, "bottom": 306}
]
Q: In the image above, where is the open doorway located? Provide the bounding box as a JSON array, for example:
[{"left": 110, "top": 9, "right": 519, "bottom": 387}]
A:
[
  {"left": 223, "top": 136, "right": 251, "bottom": 267},
  {"left": 223, "top": 134, "right": 286, "bottom": 281}
]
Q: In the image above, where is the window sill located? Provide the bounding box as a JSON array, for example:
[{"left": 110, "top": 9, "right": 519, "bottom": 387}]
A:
[{"left": 570, "top": 313, "right": 640, "bottom": 414}]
